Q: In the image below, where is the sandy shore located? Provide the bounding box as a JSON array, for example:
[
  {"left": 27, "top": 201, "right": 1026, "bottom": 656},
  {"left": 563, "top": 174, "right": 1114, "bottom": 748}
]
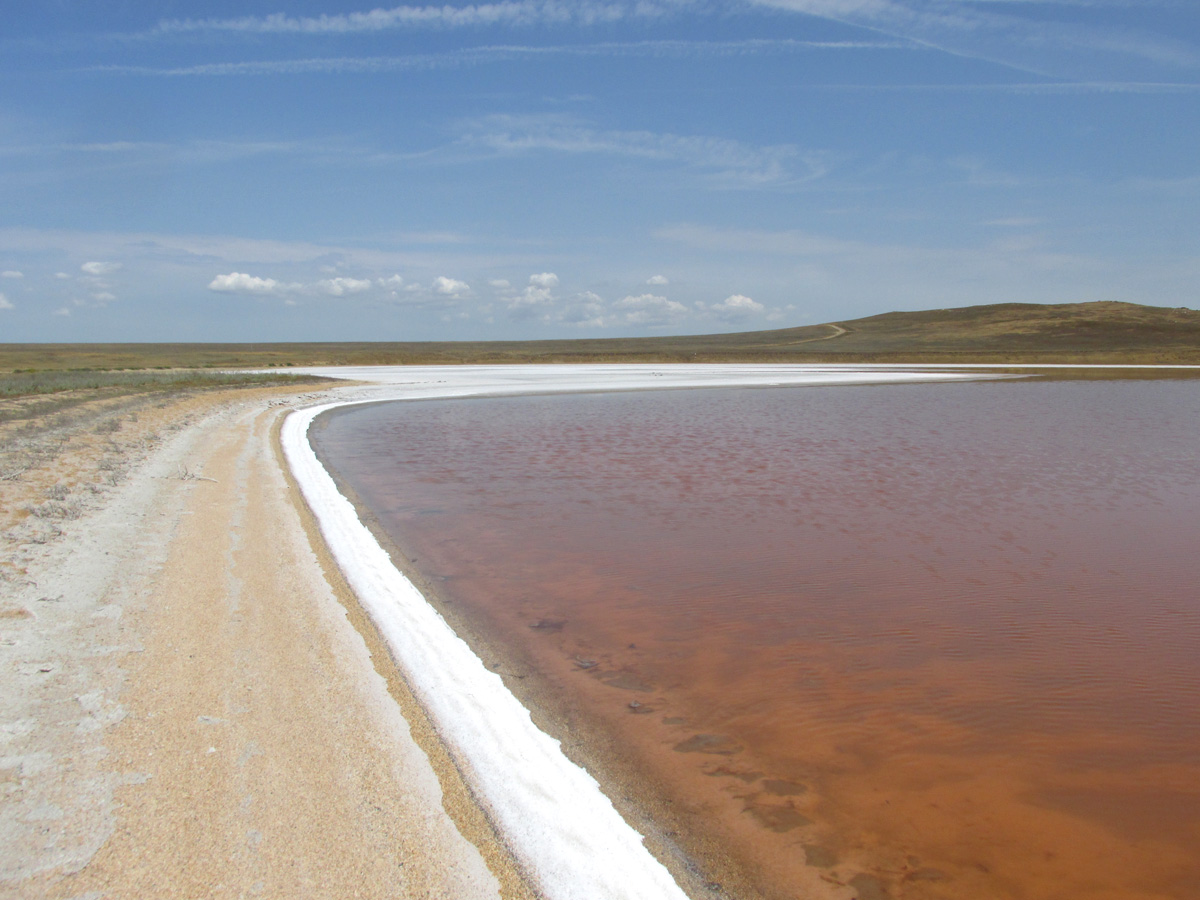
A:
[{"left": 1, "top": 385, "right": 528, "bottom": 900}]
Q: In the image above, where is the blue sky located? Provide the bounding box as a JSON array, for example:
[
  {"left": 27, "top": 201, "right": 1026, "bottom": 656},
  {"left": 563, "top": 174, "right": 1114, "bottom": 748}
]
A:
[{"left": 1, "top": 1, "right": 1197, "bottom": 342}]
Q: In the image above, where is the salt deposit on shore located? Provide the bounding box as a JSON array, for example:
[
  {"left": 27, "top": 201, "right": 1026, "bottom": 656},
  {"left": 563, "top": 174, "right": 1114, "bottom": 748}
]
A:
[{"left": 293, "top": 361, "right": 998, "bottom": 397}]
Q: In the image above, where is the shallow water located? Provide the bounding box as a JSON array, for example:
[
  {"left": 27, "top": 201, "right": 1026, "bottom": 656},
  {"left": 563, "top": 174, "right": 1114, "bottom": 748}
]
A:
[{"left": 313, "top": 380, "right": 1200, "bottom": 900}]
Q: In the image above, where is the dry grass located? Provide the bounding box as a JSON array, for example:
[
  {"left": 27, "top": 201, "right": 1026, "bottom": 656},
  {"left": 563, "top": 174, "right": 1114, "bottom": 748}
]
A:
[
  {"left": 2, "top": 301, "right": 1198, "bottom": 371},
  {"left": 0, "top": 382, "right": 332, "bottom": 582},
  {"left": 0, "top": 368, "right": 326, "bottom": 399}
]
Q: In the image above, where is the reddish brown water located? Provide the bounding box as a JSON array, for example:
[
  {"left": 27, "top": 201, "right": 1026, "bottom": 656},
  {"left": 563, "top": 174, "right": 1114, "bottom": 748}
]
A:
[{"left": 312, "top": 381, "right": 1200, "bottom": 900}]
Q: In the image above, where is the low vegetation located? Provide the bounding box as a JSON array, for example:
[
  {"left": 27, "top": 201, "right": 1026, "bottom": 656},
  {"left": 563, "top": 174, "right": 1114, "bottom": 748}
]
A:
[
  {"left": 0, "top": 372, "right": 329, "bottom": 573},
  {"left": 0, "top": 368, "right": 326, "bottom": 399},
  {"left": 3, "top": 301, "right": 1198, "bottom": 373}
]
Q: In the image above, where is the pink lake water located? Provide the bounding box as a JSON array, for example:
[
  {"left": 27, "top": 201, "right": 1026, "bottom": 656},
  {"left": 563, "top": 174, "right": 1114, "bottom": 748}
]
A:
[{"left": 312, "top": 379, "right": 1200, "bottom": 900}]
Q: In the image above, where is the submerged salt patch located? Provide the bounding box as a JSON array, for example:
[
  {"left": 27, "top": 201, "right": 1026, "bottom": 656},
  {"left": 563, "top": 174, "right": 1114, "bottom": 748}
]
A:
[{"left": 283, "top": 401, "right": 691, "bottom": 900}]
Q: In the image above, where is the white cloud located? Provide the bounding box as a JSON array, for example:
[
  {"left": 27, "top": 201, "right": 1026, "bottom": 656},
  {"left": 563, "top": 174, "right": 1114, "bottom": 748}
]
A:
[
  {"left": 378, "top": 274, "right": 405, "bottom": 288},
  {"left": 489, "top": 278, "right": 512, "bottom": 289},
  {"left": 208, "top": 272, "right": 288, "bottom": 295},
  {"left": 81, "top": 261, "right": 122, "bottom": 276},
  {"left": 91, "top": 291, "right": 117, "bottom": 304},
  {"left": 0, "top": 293, "right": 12, "bottom": 310},
  {"left": 208, "top": 272, "right": 377, "bottom": 298},
  {"left": 53, "top": 307, "right": 71, "bottom": 317},
  {"left": 560, "top": 291, "right": 607, "bottom": 327},
  {"left": 508, "top": 272, "right": 560, "bottom": 314},
  {"left": 315, "top": 276, "right": 372, "bottom": 296},
  {"left": 1, "top": 270, "right": 22, "bottom": 279},
  {"left": 432, "top": 275, "right": 471, "bottom": 296},
  {"left": 519, "top": 286, "right": 694, "bottom": 328},
  {"left": 54, "top": 272, "right": 71, "bottom": 279},
  {"left": 612, "top": 293, "right": 689, "bottom": 326},
  {"left": 646, "top": 274, "right": 669, "bottom": 285},
  {"left": 704, "top": 293, "right": 765, "bottom": 320}
]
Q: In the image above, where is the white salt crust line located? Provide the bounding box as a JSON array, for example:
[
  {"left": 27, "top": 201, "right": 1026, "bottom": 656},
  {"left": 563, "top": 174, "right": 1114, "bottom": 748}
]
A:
[{"left": 280, "top": 364, "right": 996, "bottom": 900}]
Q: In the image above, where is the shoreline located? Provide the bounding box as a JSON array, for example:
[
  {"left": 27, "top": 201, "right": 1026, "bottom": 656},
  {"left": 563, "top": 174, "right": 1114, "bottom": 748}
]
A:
[
  {"left": 285, "top": 397, "right": 695, "bottom": 900},
  {"left": 283, "top": 363, "right": 1007, "bottom": 900},
  {"left": 268, "top": 411, "right": 538, "bottom": 900},
  {"left": 318, "top": 458, "right": 803, "bottom": 899},
  {"left": 306, "top": 437, "right": 748, "bottom": 899}
]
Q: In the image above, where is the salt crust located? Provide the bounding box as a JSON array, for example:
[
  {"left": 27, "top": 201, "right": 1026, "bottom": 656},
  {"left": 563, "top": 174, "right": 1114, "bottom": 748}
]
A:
[{"left": 281, "top": 364, "right": 992, "bottom": 900}]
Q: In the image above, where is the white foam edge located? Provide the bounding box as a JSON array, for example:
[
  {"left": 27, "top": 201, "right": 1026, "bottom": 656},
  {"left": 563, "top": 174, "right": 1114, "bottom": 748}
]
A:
[{"left": 280, "top": 364, "right": 1003, "bottom": 899}]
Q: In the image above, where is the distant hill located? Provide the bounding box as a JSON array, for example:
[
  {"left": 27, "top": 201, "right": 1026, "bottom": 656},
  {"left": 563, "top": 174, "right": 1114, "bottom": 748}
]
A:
[
  {"left": 766, "top": 300, "right": 1200, "bottom": 361},
  {"left": 3, "top": 301, "right": 1199, "bottom": 371}
]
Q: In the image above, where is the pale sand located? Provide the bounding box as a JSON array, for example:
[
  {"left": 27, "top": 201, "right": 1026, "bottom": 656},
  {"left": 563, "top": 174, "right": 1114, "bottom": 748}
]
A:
[{"left": 0, "top": 387, "right": 530, "bottom": 900}]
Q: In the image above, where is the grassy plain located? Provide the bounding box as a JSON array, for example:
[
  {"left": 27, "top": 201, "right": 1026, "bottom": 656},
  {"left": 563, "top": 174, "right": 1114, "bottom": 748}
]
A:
[{"left": 2, "top": 301, "right": 1198, "bottom": 384}]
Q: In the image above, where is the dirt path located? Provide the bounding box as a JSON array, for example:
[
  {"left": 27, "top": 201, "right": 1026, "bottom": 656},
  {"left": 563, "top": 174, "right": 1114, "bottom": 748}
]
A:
[
  {"left": 1, "top": 390, "right": 525, "bottom": 900},
  {"left": 786, "top": 323, "right": 848, "bottom": 345}
]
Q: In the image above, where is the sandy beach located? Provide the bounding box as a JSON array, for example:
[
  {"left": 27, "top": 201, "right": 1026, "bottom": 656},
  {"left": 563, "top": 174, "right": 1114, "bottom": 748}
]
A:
[
  {"left": 1, "top": 384, "right": 533, "bottom": 900},
  {"left": 2, "top": 365, "right": 1003, "bottom": 900}
]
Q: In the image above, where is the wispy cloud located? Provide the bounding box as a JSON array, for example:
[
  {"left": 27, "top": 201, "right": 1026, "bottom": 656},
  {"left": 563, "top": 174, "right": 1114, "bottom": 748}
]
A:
[
  {"left": 458, "top": 114, "right": 825, "bottom": 186},
  {"left": 2, "top": 137, "right": 520, "bottom": 208},
  {"left": 0, "top": 227, "right": 538, "bottom": 277},
  {"left": 749, "top": 0, "right": 1200, "bottom": 79},
  {"left": 0, "top": 293, "right": 12, "bottom": 310},
  {"left": 812, "top": 80, "right": 1200, "bottom": 94},
  {"left": 146, "top": 1, "right": 688, "bottom": 37},
  {"left": 610, "top": 292, "right": 689, "bottom": 326},
  {"left": 108, "top": 0, "right": 1200, "bottom": 86},
  {"left": 89, "top": 38, "right": 910, "bottom": 77},
  {"left": 69, "top": 138, "right": 327, "bottom": 164},
  {"left": 81, "top": 260, "right": 122, "bottom": 275},
  {"left": 0, "top": 138, "right": 356, "bottom": 193}
]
